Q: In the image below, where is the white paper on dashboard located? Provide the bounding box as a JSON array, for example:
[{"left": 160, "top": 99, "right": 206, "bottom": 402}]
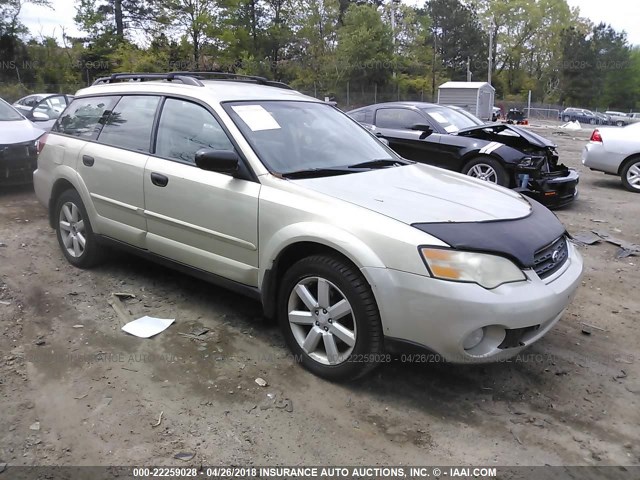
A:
[{"left": 232, "top": 105, "right": 281, "bottom": 131}]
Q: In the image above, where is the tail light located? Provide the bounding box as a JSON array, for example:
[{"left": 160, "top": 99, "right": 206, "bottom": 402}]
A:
[
  {"left": 590, "top": 129, "right": 603, "bottom": 143},
  {"left": 36, "top": 133, "right": 49, "bottom": 155}
]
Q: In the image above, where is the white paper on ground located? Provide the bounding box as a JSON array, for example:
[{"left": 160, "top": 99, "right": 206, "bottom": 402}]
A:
[
  {"left": 121, "top": 316, "right": 175, "bottom": 338},
  {"left": 231, "top": 104, "right": 281, "bottom": 131}
]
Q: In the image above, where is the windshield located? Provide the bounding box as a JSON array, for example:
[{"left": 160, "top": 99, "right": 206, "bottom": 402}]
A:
[
  {"left": 224, "top": 101, "right": 397, "bottom": 174},
  {"left": 421, "top": 106, "right": 480, "bottom": 133},
  {"left": 0, "top": 99, "right": 24, "bottom": 121}
]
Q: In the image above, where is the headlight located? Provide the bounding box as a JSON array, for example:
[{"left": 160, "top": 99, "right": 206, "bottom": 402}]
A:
[{"left": 420, "top": 247, "right": 527, "bottom": 289}]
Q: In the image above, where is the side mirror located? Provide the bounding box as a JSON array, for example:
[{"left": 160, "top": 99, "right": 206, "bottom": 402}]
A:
[
  {"left": 32, "top": 111, "right": 50, "bottom": 121},
  {"left": 410, "top": 123, "right": 433, "bottom": 139},
  {"left": 195, "top": 149, "right": 239, "bottom": 174},
  {"left": 377, "top": 137, "right": 390, "bottom": 146}
]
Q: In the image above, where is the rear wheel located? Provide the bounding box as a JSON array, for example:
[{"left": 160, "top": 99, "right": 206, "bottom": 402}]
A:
[
  {"left": 462, "top": 157, "right": 509, "bottom": 187},
  {"left": 55, "top": 189, "right": 105, "bottom": 268},
  {"left": 278, "top": 254, "right": 383, "bottom": 381},
  {"left": 621, "top": 157, "right": 640, "bottom": 193},
  {"left": 616, "top": 121, "right": 625, "bottom": 127}
]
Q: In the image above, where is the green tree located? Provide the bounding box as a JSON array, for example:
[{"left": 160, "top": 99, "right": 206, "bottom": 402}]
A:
[{"left": 335, "top": 3, "right": 393, "bottom": 94}]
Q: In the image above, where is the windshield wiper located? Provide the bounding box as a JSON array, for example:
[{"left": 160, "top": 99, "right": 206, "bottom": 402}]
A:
[
  {"left": 347, "top": 158, "right": 411, "bottom": 169},
  {"left": 280, "top": 167, "right": 354, "bottom": 179}
]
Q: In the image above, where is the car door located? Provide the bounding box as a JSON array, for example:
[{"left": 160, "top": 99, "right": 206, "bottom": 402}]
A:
[
  {"left": 31, "top": 95, "right": 69, "bottom": 130},
  {"left": 373, "top": 107, "right": 447, "bottom": 165},
  {"left": 75, "top": 95, "right": 160, "bottom": 248},
  {"left": 143, "top": 97, "right": 260, "bottom": 287}
]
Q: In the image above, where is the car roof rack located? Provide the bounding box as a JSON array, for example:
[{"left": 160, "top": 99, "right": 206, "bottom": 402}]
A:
[
  {"left": 92, "top": 71, "right": 292, "bottom": 90},
  {"left": 171, "top": 72, "right": 293, "bottom": 90}
]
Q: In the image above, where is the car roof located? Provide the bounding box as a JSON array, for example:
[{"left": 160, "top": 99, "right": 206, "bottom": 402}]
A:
[
  {"left": 74, "top": 80, "right": 318, "bottom": 104},
  {"left": 349, "top": 101, "right": 439, "bottom": 112}
]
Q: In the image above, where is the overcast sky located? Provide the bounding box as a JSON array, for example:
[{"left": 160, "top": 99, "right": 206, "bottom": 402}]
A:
[{"left": 19, "top": 0, "right": 639, "bottom": 46}]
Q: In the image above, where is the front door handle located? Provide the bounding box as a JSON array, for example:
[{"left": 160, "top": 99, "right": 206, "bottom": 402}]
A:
[
  {"left": 150, "top": 172, "right": 169, "bottom": 187},
  {"left": 82, "top": 155, "right": 94, "bottom": 166}
]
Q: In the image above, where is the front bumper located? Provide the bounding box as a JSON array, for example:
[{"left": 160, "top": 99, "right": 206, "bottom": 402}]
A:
[
  {"left": 363, "top": 242, "right": 583, "bottom": 363},
  {"left": 519, "top": 169, "right": 579, "bottom": 209},
  {"left": 0, "top": 142, "right": 38, "bottom": 186}
]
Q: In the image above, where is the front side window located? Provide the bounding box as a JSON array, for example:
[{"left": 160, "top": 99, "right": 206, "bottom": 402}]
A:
[
  {"left": 98, "top": 96, "right": 161, "bottom": 152},
  {"left": 155, "top": 98, "right": 234, "bottom": 164},
  {"left": 55, "top": 96, "right": 119, "bottom": 140},
  {"left": 375, "top": 108, "right": 425, "bottom": 130},
  {"left": 224, "top": 101, "right": 397, "bottom": 174}
]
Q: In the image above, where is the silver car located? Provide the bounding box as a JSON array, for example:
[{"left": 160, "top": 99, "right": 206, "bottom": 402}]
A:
[
  {"left": 582, "top": 123, "right": 640, "bottom": 192},
  {"left": 34, "top": 72, "right": 583, "bottom": 380},
  {"left": 0, "top": 97, "right": 45, "bottom": 185}
]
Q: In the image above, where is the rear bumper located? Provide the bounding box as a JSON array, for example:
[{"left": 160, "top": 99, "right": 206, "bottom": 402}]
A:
[{"left": 582, "top": 142, "right": 625, "bottom": 175}]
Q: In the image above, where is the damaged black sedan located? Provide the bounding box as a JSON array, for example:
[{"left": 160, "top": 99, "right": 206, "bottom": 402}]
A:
[{"left": 347, "top": 102, "right": 578, "bottom": 208}]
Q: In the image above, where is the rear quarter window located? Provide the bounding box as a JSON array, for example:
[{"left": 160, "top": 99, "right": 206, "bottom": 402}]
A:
[{"left": 54, "top": 96, "right": 119, "bottom": 140}]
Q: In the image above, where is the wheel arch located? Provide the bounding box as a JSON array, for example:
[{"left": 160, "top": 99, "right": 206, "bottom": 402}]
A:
[
  {"left": 617, "top": 153, "right": 640, "bottom": 176},
  {"left": 48, "top": 177, "right": 77, "bottom": 229},
  {"left": 259, "top": 227, "right": 386, "bottom": 319}
]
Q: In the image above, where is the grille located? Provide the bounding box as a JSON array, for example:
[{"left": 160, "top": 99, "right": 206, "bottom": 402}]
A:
[{"left": 534, "top": 236, "right": 569, "bottom": 279}]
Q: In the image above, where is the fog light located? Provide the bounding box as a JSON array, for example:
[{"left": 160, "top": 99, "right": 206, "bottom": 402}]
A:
[{"left": 463, "top": 328, "right": 485, "bottom": 350}]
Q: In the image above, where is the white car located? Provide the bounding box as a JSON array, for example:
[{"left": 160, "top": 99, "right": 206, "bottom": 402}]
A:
[
  {"left": 582, "top": 123, "right": 640, "bottom": 192},
  {"left": 34, "top": 72, "right": 583, "bottom": 380}
]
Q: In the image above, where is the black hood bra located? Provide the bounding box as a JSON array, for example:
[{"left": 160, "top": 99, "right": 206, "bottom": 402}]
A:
[{"left": 412, "top": 198, "right": 566, "bottom": 268}]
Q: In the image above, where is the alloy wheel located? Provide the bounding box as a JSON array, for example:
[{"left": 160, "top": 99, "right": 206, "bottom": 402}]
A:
[
  {"left": 287, "top": 276, "right": 356, "bottom": 365},
  {"left": 467, "top": 163, "right": 498, "bottom": 183},
  {"left": 626, "top": 162, "right": 640, "bottom": 190},
  {"left": 58, "top": 201, "right": 86, "bottom": 258}
]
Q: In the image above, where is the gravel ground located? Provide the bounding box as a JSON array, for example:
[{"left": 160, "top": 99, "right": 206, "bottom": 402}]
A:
[{"left": 1, "top": 122, "right": 639, "bottom": 469}]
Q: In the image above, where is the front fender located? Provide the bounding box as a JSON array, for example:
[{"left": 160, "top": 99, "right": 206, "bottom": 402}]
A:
[{"left": 259, "top": 221, "right": 387, "bottom": 288}]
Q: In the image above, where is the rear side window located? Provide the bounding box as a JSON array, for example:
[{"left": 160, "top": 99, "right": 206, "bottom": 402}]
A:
[
  {"left": 350, "top": 109, "right": 373, "bottom": 124},
  {"left": 55, "top": 96, "right": 119, "bottom": 140},
  {"left": 98, "top": 96, "right": 161, "bottom": 152},
  {"left": 155, "top": 98, "right": 234, "bottom": 164}
]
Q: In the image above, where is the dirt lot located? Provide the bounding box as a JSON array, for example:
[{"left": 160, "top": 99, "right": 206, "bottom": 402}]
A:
[{"left": 1, "top": 124, "right": 639, "bottom": 469}]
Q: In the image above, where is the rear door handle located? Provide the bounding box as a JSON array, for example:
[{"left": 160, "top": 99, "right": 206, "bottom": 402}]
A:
[
  {"left": 150, "top": 172, "right": 169, "bottom": 187},
  {"left": 82, "top": 155, "right": 94, "bottom": 166}
]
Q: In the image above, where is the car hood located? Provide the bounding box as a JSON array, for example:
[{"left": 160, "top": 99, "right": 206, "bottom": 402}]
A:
[
  {"left": 294, "top": 164, "right": 532, "bottom": 224},
  {"left": 456, "top": 123, "right": 556, "bottom": 149},
  {"left": 0, "top": 119, "right": 44, "bottom": 144}
]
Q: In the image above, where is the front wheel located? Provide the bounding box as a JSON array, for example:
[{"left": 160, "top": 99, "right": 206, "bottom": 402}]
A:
[
  {"left": 621, "top": 157, "right": 640, "bottom": 193},
  {"left": 562, "top": 116, "right": 570, "bottom": 122},
  {"left": 462, "top": 157, "right": 509, "bottom": 187},
  {"left": 278, "top": 254, "right": 383, "bottom": 381},
  {"left": 55, "top": 189, "right": 105, "bottom": 268},
  {"left": 589, "top": 118, "right": 597, "bottom": 125}
]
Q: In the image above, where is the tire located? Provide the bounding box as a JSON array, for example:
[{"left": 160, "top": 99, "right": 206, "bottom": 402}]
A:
[
  {"left": 616, "top": 121, "right": 624, "bottom": 127},
  {"left": 278, "top": 254, "right": 383, "bottom": 381},
  {"left": 54, "top": 189, "right": 105, "bottom": 268},
  {"left": 589, "top": 118, "right": 597, "bottom": 125},
  {"left": 620, "top": 157, "right": 640, "bottom": 193},
  {"left": 462, "top": 157, "right": 509, "bottom": 187},
  {"left": 562, "top": 116, "right": 570, "bottom": 122}
]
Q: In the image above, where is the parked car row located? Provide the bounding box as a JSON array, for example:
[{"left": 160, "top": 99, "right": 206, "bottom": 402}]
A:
[
  {"left": 560, "top": 107, "right": 640, "bottom": 127},
  {"left": 24, "top": 72, "right": 585, "bottom": 381}
]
